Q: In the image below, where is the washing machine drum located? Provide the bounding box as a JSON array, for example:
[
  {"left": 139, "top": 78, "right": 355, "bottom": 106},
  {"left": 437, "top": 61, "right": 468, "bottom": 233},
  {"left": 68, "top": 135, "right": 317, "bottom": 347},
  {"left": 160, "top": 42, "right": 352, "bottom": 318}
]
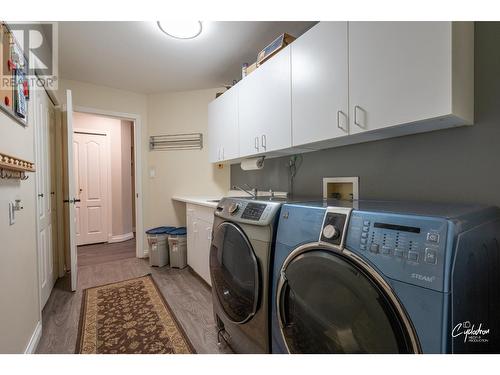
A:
[
  {"left": 277, "top": 249, "right": 415, "bottom": 353},
  {"left": 210, "top": 222, "right": 260, "bottom": 324}
]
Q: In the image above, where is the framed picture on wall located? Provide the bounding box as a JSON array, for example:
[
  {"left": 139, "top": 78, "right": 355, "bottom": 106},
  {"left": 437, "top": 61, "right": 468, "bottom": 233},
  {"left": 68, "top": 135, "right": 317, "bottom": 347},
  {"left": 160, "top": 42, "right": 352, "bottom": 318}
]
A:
[{"left": 0, "top": 22, "right": 29, "bottom": 127}]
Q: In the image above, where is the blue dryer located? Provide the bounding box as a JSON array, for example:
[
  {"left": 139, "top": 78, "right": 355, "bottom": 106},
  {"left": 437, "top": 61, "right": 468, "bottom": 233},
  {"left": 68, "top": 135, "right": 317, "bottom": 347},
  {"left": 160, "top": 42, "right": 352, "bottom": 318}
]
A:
[{"left": 271, "top": 200, "right": 500, "bottom": 354}]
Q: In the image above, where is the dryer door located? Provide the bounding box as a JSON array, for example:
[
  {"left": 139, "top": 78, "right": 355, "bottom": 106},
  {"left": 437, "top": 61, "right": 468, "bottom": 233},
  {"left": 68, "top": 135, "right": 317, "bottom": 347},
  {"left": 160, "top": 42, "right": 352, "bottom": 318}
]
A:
[
  {"left": 276, "top": 248, "right": 418, "bottom": 353},
  {"left": 210, "top": 221, "right": 260, "bottom": 324}
]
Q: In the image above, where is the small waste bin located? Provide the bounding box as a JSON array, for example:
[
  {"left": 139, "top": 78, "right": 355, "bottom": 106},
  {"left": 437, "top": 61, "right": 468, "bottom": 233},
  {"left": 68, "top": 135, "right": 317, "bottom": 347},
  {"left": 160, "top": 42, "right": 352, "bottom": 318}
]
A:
[
  {"left": 146, "top": 226, "right": 176, "bottom": 267},
  {"left": 168, "top": 227, "right": 188, "bottom": 269}
]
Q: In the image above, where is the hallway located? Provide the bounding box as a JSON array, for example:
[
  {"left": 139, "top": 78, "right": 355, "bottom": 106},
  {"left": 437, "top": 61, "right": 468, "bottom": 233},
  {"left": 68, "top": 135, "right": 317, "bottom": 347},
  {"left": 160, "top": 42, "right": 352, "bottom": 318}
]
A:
[
  {"left": 36, "top": 241, "right": 231, "bottom": 354},
  {"left": 77, "top": 239, "right": 136, "bottom": 267}
]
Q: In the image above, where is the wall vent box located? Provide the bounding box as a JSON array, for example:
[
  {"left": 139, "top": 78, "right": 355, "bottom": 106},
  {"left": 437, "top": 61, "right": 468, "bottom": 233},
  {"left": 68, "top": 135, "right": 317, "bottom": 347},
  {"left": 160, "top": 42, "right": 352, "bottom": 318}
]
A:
[{"left": 323, "top": 177, "right": 359, "bottom": 200}]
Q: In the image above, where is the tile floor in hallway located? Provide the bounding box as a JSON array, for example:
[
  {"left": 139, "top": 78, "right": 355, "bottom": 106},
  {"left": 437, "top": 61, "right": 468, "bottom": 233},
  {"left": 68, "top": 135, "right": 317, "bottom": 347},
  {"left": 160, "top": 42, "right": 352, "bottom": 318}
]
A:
[{"left": 36, "top": 239, "right": 231, "bottom": 354}]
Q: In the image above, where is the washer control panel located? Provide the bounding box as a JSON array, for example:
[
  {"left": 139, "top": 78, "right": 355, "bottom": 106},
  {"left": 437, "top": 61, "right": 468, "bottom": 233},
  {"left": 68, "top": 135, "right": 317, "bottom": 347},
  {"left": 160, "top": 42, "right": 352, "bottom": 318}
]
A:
[
  {"left": 346, "top": 211, "right": 448, "bottom": 292},
  {"left": 215, "top": 197, "right": 283, "bottom": 226},
  {"left": 320, "top": 207, "right": 352, "bottom": 248}
]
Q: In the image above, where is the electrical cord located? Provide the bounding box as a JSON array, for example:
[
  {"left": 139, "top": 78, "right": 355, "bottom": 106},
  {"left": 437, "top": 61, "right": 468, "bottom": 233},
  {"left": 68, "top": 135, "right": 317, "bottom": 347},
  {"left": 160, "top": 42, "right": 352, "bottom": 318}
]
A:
[{"left": 287, "top": 154, "right": 303, "bottom": 197}]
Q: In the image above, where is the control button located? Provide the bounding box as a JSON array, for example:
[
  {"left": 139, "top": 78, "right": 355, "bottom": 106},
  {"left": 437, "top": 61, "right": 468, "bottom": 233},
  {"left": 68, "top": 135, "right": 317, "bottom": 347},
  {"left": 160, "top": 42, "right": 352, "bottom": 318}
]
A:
[
  {"left": 360, "top": 244, "right": 367, "bottom": 251},
  {"left": 360, "top": 238, "right": 367, "bottom": 245},
  {"left": 381, "top": 246, "right": 391, "bottom": 255},
  {"left": 363, "top": 220, "right": 370, "bottom": 226},
  {"left": 370, "top": 244, "right": 379, "bottom": 253},
  {"left": 424, "top": 248, "right": 438, "bottom": 264},
  {"left": 394, "top": 249, "right": 405, "bottom": 257},
  {"left": 427, "top": 233, "right": 440, "bottom": 243},
  {"left": 408, "top": 251, "right": 419, "bottom": 261},
  {"left": 322, "top": 224, "right": 339, "bottom": 240},
  {"left": 362, "top": 226, "right": 369, "bottom": 232},
  {"left": 228, "top": 202, "right": 240, "bottom": 215},
  {"left": 361, "top": 232, "right": 368, "bottom": 239}
]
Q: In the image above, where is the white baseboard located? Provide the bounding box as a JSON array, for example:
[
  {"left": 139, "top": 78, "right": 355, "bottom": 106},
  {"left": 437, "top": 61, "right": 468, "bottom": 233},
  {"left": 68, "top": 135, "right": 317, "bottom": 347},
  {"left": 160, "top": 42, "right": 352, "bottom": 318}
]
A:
[
  {"left": 108, "top": 232, "right": 135, "bottom": 243},
  {"left": 24, "top": 320, "right": 42, "bottom": 354}
]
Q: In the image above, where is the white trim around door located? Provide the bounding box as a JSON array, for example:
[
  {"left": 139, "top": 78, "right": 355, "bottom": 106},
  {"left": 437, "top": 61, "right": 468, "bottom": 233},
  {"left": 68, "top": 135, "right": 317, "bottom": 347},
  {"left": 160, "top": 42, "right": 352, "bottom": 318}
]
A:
[{"left": 65, "top": 105, "right": 146, "bottom": 258}]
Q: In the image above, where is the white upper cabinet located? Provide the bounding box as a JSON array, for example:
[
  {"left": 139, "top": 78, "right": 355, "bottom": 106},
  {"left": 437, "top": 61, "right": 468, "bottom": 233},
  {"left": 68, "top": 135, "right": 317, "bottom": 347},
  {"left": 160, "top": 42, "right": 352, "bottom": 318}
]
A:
[
  {"left": 207, "top": 22, "right": 473, "bottom": 163},
  {"left": 291, "top": 22, "right": 349, "bottom": 147},
  {"left": 239, "top": 46, "right": 292, "bottom": 157},
  {"left": 208, "top": 85, "right": 239, "bottom": 163},
  {"left": 348, "top": 22, "right": 473, "bottom": 134}
]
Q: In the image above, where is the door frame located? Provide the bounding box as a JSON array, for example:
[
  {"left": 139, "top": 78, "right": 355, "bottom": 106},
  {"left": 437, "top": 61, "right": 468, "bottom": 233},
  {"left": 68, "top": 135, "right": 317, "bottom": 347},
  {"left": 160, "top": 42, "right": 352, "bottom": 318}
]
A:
[
  {"left": 62, "top": 105, "right": 145, "bottom": 259},
  {"left": 73, "top": 127, "right": 112, "bottom": 246}
]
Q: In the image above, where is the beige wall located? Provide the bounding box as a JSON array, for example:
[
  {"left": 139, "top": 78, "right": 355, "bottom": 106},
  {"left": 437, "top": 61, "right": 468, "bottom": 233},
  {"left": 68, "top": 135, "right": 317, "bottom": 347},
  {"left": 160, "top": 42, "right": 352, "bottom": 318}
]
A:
[
  {"left": 72, "top": 112, "right": 134, "bottom": 240},
  {"left": 147, "top": 88, "right": 230, "bottom": 228},
  {"left": 0, "top": 102, "right": 40, "bottom": 352}
]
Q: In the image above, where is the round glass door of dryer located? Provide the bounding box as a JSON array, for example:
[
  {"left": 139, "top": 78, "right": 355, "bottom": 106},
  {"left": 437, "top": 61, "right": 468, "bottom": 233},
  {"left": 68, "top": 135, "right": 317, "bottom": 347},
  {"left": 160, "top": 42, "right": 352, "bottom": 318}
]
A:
[
  {"left": 276, "top": 248, "right": 417, "bottom": 353},
  {"left": 210, "top": 222, "right": 260, "bottom": 324}
]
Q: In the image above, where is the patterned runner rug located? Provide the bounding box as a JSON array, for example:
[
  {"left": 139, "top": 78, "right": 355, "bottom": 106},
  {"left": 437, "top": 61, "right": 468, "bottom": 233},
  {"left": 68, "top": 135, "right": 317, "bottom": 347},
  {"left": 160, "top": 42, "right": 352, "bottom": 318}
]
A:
[{"left": 76, "top": 274, "right": 195, "bottom": 354}]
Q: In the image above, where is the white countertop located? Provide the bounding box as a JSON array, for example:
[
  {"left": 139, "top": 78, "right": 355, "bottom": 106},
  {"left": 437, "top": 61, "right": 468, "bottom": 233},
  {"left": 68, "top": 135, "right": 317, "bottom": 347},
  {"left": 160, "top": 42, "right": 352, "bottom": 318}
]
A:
[
  {"left": 172, "top": 196, "right": 221, "bottom": 208},
  {"left": 172, "top": 190, "right": 288, "bottom": 209}
]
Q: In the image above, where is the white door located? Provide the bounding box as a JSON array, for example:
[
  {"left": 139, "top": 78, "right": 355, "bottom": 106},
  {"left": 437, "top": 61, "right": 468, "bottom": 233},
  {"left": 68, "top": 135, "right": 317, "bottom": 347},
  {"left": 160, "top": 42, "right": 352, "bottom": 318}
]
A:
[
  {"left": 239, "top": 46, "right": 292, "bottom": 156},
  {"left": 349, "top": 22, "right": 451, "bottom": 134},
  {"left": 35, "top": 88, "right": 56, "bottom": 308},
  {"left": 64, "top": 90, "right": 78, "bottom": 292},
  {"left": 292, "top": 22, "right": 349, "bottom": 146},
  {"left": 73, "top": 131, "right": 109, "bottom": 245},
  {"left": 208, "top": 86, "right": 239, "bottom": 162}
]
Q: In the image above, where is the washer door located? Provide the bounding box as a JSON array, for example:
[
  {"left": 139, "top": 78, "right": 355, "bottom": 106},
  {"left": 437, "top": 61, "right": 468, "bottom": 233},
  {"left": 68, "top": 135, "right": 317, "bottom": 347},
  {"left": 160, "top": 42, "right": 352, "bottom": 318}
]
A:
[
  {"left": 277, "top": 248, "right": 417, "bottom": 353},
  {"left": 210, "top": 222, "right": 260, "bottom": 324}
]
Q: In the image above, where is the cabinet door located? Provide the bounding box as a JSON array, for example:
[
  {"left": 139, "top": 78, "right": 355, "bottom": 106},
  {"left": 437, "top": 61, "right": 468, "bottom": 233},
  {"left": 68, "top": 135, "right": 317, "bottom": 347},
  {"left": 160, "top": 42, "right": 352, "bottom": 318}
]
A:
[
  {"left": 208, "top": 85, "right": 239, "bottom": 162},
  {"left": 349, "top": 22, "right": 452, "bottom": 134},
  {"left": 239, "top": 47, "right": 292, "bottom": 156},
  {"left": 292, "top": 22, "right": 349, "bottom": 146}
]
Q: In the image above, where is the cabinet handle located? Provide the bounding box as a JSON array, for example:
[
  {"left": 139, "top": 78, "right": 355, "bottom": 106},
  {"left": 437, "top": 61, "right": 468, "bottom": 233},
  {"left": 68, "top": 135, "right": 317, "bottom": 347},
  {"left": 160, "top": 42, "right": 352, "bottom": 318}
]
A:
[
  {"left": 254, "top": 136, "right": 259, "bottom": 151},
  {"left": 354, "top": 105, "right": 364, "bottom": 128},
  {"left": 221, "top": 147, "right": 224, "bottom": 160},
  {"left": 218, "top": 147, "right": 221, "bottom": 161},
  {"left": 261, "top": 134, "right": 266, "bottom": 150},
  {"left": 337, "top": 110, "right": 347, "bottom": 132}
]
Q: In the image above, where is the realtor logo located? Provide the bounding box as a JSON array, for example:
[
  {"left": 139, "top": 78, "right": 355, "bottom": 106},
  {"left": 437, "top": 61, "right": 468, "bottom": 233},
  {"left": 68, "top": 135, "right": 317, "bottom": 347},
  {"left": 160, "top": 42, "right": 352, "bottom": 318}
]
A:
[
  {"left": 1, "top": 22, "right": 58, "bottom": 90},
  {"left": 452, "top": 321, "right": 490, "bottom": 344}
]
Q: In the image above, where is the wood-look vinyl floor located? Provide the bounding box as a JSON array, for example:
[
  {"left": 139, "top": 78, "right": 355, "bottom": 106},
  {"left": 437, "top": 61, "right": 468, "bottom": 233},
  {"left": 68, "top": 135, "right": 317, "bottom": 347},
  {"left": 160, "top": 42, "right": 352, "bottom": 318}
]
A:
[
  {"left": 36, "top": 241, "right": 232, "bottom": 354},
  {"left": 77, "top": 238, "right": 136, "bottom": 267}
]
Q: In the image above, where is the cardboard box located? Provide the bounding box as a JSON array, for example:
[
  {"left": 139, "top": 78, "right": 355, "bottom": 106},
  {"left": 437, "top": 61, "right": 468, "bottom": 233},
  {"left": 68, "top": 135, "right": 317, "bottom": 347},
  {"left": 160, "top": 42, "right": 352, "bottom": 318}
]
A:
[
  {"left": 257, "top": 33, "right": 296, "bottom": 66},
  {"left": 245, "top": 62, "right": 258, "bottom": 76}
]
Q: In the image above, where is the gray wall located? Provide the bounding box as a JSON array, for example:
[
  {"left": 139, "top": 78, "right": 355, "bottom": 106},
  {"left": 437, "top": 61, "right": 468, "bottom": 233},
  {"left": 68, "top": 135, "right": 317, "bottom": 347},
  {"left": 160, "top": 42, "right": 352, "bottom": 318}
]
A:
[{"left": 231, "top": 22, "right": 500, "bottom": 207}]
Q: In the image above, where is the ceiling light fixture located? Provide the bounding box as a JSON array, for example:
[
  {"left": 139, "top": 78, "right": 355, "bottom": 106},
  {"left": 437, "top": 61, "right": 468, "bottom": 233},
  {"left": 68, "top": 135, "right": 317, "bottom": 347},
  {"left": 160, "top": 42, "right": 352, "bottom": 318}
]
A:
[{"left": 157, "top": 21, "right": 203, "bottom": 40}]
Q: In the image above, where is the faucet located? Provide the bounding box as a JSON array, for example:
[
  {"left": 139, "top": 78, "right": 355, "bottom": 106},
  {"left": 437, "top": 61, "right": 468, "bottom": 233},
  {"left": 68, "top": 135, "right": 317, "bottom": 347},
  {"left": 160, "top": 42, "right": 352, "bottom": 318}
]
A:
[{"left": 232, "top": 184, "right": 258, "bottom": 198}]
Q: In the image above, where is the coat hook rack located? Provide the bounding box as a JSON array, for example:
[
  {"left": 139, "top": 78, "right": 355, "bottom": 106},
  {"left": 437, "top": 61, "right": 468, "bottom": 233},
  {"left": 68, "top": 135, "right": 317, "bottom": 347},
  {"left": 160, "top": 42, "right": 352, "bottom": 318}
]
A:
[{"left": 0, "top": 151, "right": 35, "bottom": 180}]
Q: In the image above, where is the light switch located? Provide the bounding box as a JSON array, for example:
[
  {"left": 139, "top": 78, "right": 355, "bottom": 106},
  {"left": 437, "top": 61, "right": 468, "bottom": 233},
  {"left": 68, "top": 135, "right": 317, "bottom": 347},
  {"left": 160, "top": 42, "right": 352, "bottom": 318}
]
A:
[
  {"left": 149, "top": 167, "right": 156, "bottom": 178},
  {"left": 8, "top": 202, "right": 15, "bottom": 225}
]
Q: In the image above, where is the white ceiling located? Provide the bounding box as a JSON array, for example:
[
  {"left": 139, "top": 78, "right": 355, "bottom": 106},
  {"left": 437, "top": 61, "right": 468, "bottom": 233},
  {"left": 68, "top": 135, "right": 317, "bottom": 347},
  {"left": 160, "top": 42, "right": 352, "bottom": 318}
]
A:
[{"left": 58, "top": 21, "right": 316, "bottom": 94}]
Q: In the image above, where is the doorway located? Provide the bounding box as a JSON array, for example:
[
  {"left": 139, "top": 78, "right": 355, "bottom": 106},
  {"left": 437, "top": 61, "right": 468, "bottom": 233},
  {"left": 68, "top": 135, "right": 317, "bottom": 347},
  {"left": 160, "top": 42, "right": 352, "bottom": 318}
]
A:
[{"left": 71, "top": 112, "right": 137, "bottom": 266}]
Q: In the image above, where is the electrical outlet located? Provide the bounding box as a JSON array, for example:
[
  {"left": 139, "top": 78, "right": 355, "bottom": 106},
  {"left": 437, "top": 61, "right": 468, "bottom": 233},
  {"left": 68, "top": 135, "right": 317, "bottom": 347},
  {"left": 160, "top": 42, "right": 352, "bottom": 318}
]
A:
[{"left": 8, "top": 202, "right": 15, "bottom": 225}]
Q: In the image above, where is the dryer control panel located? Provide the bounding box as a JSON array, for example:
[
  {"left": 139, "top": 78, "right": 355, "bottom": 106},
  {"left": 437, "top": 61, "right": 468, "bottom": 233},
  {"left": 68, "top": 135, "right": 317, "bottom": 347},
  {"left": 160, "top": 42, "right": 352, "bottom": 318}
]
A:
[
  {"left": 215, "top": 197, "right": 283, "bottom": 226},
  {"left": 345, "top": 211, "right": 448, "bottom": 292}
]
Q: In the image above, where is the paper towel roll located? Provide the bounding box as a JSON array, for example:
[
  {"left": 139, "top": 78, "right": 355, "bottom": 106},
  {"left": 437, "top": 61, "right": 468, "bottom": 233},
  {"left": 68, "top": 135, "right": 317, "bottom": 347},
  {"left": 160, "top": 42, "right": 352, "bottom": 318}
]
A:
[{"left": 240, "top": 157, "right": 265, "bottom": 171}]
